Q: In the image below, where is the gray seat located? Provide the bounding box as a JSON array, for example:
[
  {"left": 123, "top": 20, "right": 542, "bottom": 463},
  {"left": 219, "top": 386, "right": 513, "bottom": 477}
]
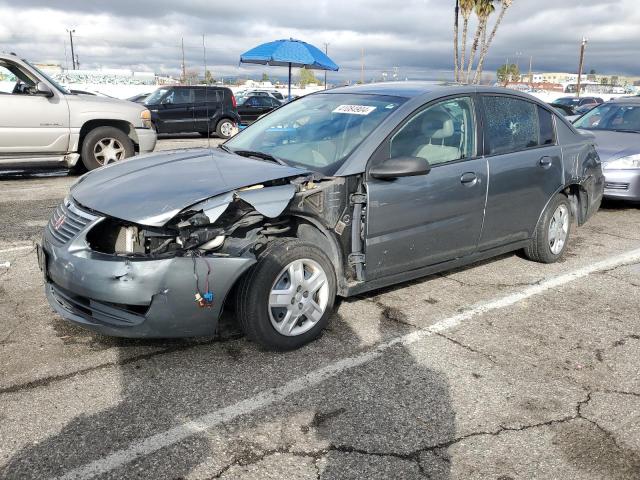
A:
[{"left": 414, "top": 110, "right": 460, "bottom": 164}]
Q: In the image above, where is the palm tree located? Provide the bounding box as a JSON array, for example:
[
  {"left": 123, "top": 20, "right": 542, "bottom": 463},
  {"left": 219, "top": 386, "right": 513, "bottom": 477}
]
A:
[
  {"left": 454, "top": 0, "right": 460, "bottom": 81},
  {"left": 473, "top": 0, "right": 514, "bottom": 84},
  {"left": 458, "top": 0, "right": 475, "bottom": 82},
  {"left": 465, "top": 0, "right": 494, "bottom": 83}
]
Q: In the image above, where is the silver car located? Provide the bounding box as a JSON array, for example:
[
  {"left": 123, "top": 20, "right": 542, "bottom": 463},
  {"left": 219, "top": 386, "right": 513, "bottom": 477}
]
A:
[
  {"left": 574, "top": 97, "right": 640, "bottom": 201},
  {"left": 39, "top": 83, "right": 604, "bottom": 350}
]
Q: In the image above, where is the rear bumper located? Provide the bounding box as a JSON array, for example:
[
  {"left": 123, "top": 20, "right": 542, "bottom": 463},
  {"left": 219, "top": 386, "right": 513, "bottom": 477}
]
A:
[
  {"left": 603, "top": 169, "right": 640, "bottom": 201},
  {"left": 135, "top": 127, "right": 157, "bottom": 153},
  {"left": 40, "top": 228, "right": 255, "bottom": 338}
]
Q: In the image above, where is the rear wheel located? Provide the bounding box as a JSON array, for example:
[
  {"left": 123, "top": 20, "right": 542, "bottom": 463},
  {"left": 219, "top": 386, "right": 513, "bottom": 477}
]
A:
[
  {"left": 524, "top": 194, "right": 572, "bottom": 263},
  {"left": 236, "top": 240, "right": 336, "bottom": 350},
  {"left": 81, "top": 126, "right": 134, "bottom": 170},
  {"left": 216, "top": 119, "right": 236, "bottom": 139}
]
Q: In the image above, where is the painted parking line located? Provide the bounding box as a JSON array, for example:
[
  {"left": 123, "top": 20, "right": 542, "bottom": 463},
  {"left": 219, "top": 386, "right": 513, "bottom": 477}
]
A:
[
  {"left": 56, "top": 247, "right": 640, "bottom": 480},
  {"left": 0, "top": 245, "right": 33, "bottom": 254}
]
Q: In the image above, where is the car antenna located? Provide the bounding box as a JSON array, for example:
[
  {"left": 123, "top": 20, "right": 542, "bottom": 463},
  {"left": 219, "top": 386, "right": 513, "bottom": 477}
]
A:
[{"left": 202, "top": 34, "right": 211, "bottom": 151}]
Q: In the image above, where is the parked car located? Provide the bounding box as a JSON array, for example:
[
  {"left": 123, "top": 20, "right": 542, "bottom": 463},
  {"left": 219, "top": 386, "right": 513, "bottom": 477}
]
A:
[
  {"left": 0, "top": 53, "right": 156, "bottom": 170},
  {"left": 40, "top": 83, "right": 603, "bottom": 350},
  {"left": 144, "top": 86, "right": 240, "bottom": 139},
  {"left": 237, "top": 95, "right": 281, "bottom": 124},
  {"left": 549, "top": 102, "right": 576, "bottom": 117},
  {"left": 574, "top": 96, "right": 640, "bottom": 201},
  {"left": 554, "top": 96, "right": 603, "bottom": 111},
  {"left": 237, "top": 89, "right": 285, "bottom": 102},
  {"left": 127, "top": 92, "right": 151, "bottom": 104}
]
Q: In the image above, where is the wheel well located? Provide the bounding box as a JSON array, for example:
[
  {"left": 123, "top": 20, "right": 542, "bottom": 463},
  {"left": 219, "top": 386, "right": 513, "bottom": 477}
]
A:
[
  {"left": 79, "top": 120, "right": 137, "bottom": 152},
  {"left": 564, "top": 184, "right": 588, "bottom": 226}
]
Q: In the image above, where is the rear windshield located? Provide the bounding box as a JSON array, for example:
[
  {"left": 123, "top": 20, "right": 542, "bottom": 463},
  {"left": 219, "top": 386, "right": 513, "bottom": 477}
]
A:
[
  {"left": 554, "top": 97, "right": 580, "bottom": 106},
  {"left": 225, "top": 93, "right": 406, "bottom": 175}
]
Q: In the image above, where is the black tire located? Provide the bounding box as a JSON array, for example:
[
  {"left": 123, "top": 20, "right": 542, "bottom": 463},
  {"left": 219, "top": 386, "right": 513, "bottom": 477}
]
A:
[
  {"left": 215, "top": 118, "right": 236, "bottom": 139},
  {"left": 235, "top": 239, "right": 337, "bottom": 351},
  {"left": 81, "top": 126, "right": 134, "bottom": 170},
  {"left": 524, "top": 193, "right": 572, "bottom": 263}
]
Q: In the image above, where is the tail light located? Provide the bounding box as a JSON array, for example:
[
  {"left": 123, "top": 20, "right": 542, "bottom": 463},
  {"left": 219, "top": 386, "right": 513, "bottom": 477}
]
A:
[{"left": 231, "top": 94, "right": 237, "bottom": 108}]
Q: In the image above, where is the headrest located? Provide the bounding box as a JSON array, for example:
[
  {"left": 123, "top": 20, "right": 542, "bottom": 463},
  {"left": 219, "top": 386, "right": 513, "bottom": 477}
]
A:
[{"left": 421, "top": 110, "right": 454, "bottom": 140}]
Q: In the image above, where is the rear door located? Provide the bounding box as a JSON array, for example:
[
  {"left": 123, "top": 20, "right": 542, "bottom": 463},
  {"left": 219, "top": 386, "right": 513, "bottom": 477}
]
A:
[
  {"left": 155, "top": 88, "right": 195, "bottom": 133},
  {"left": 192, "top": 87, "right": 221, "bottom": 133},
  {"left": 365, "top": 96, "right": 488, "bottom": 280},
  {"left": 0, "top": 59, "right": 70, "bottom": 154},
  {"left": 478, "top": 95, "right": 563, "bottom": 250}
]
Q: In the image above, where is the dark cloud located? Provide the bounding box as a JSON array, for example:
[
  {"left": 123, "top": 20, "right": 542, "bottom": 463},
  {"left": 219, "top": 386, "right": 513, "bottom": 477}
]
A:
[{"left": 0, "top": 0, "right": 638, "bottom": 81}]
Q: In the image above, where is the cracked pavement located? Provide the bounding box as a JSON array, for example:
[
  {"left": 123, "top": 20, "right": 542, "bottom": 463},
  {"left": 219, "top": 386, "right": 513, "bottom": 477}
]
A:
[{"left": 1, "top": 140, "right": 639, "bottom": 479}]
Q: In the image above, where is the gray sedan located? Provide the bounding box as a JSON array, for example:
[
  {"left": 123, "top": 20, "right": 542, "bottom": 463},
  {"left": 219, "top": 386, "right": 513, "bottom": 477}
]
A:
[
  {"left": 574, "top": 96, "right": 640, "bottom": 201},
  {"left": 39, "top": 83, "right": 604, "bottom": 350}
]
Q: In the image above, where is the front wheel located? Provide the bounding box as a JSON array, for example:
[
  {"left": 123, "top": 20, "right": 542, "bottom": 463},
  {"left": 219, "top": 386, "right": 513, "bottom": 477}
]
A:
[
  {"left": 81, "top": 126, "right": 134, "bottom": 170},
  {"left": 235, "top": 240, "right": 336, "bottom": 350},
  {"left": 524, "top": 194, "right": 572, "bottom": 263}
]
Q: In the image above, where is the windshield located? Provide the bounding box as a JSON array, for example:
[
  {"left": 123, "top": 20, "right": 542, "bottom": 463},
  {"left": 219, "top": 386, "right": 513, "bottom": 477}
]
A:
[
  {"left": 23, "top": 60, "right": 70, "bottom": 94},
  {"left": 144, "top": 88, "right": 169, "bottom": 105},
  {"left": 225, "top": 93, "right": 405, "bottom": 175},
  {"left": 574, "top": 104, "right": 640, "bottom": 132}
]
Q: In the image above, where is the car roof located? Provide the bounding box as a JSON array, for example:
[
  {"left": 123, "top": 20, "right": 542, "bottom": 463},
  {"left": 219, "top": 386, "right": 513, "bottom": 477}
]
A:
[{"left": 325, "top": 81, "right": 464, "bottom": 98}]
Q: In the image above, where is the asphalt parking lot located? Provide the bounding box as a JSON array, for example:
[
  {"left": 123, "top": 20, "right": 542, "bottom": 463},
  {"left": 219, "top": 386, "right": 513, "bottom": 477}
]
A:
[{"left": 1, "top": 137, "right": 639, "bottom": 479}]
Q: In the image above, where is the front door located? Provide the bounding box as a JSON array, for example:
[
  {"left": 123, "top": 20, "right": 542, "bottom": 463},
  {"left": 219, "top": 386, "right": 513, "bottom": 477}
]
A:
[
  {"left": 365, "top": 96, "right": 488, "bottom": 280},
  {"left": 477, "top": 95, "right": 564, "bottom": 250},
  {"left": 0, "top": 60, "right": 69, "bottom": 154},
  {"left": 155, "top": 88, "right": 195, "bottom": 133}
]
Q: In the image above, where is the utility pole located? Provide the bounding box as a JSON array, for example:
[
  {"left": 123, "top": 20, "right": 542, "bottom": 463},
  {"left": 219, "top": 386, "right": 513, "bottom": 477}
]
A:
[
  {"left": 528, "top": 55, "right": 533, "bottom": 85},
  {"left": 181, "top": 37, "right": 186, "bottom": 84},
  {"left": 576, "top": 37, "right": 588, "bottom": 98},
  {"left": 323, "top": 43, "right": 329, "bottom": 89},
  {"left": 66, "top": 29, "right": 76, "bottom": 70},
  {"left": 360, "top": 48, "right": 365, "bottom": 84}
]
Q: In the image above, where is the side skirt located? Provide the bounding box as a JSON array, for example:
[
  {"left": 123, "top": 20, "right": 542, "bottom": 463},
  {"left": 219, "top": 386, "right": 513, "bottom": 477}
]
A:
[{"left": 344, "top": 239, "right": 531, "bottom": 297}]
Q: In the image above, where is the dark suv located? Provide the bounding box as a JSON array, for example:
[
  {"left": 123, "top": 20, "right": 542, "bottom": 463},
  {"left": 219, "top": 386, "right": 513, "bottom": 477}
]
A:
[{"left": 144, "top": 86, "right": 240, "bottom": 139}]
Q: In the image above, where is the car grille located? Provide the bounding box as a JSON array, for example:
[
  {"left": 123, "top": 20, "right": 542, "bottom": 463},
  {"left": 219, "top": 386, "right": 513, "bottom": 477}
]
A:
[
  {"left": 48, "top": 282, "right": 148, "bottom": 326},
  {"left": 604, "top": 182, "right": 629, "bottom": 191},
  {"left": 47, "top": 199, "right": 97, "bottom": 244}
]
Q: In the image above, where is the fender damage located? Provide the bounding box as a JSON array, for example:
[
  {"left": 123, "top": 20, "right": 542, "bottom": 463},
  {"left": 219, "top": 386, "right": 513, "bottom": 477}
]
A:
[{"left": 42, "top": 149, "right": 361, "bottom": 337}]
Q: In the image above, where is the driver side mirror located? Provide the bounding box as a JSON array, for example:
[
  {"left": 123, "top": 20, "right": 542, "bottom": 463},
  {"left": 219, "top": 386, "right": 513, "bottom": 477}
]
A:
[
  {"left": 35, "top": 82, "right": 53, "bottom": 98},
  {"left": 370, "top": 156, "right": 431, "bottom": 180}
]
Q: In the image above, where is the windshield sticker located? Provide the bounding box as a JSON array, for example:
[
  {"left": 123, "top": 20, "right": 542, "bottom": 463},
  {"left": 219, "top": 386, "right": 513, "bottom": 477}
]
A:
[{"left": 333, "top": 105, "right": 377, "bottom": 115}]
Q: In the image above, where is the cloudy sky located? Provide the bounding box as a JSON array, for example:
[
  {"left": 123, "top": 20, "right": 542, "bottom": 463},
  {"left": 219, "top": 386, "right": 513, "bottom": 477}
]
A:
[{"left": 0, "top": 0, "right": 638, "bottom": 82}]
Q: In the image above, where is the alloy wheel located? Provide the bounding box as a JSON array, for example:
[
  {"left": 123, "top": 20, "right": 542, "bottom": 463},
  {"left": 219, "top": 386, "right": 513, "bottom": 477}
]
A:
[
  {"left": 268, "top": 258, "right": 329, "bottom": 337},
  {"left": 548, "top": 204, "right": 569, "bottom": 255},
  {"left": 94, "top": 137, "right": 125, "bottom": 165}
]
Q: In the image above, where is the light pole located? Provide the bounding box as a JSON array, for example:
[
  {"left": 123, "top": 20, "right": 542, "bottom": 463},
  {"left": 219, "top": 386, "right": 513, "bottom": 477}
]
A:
[
  {"left": 66, "top": 29, "right": 76, "bottom": 70},
  {"left": 323, "top": 42, "right": 329, "bottom": 89},
  {"left": 454, "top": 0, "right": 460, "bottom": 82},
  {"left": 576, "top": 37, "right": 588, "bottom": 98}
]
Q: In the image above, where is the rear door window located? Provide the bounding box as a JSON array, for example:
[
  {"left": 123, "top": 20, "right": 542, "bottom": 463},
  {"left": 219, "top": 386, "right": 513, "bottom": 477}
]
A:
[{"left": 482, "top": 96, "right": 555, "bottom": 155}]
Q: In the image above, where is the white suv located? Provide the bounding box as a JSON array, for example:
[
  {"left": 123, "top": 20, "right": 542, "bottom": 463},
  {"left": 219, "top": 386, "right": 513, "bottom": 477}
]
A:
[{"left": 0, "top": 53, "right": 157, "bottom": 170}]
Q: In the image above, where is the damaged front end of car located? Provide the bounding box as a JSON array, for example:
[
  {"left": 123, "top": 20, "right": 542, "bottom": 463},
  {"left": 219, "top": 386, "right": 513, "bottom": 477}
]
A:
[{"left": 41, "top": 170, "right": 365, "bottom": 338}]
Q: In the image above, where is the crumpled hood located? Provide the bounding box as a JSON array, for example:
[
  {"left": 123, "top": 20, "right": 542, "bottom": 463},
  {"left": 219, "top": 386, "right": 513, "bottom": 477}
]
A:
[
  {"left": 583, "top": 129, "right": 640, "bottom": 162},
  {"left": 71, "top": 148, "right": 308, "bottom": 226}
]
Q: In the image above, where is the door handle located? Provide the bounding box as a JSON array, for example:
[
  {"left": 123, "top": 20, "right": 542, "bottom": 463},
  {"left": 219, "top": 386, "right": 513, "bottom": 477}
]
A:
[
  {"left": 539, "top": 156, "right": 553, "bottom": 168},
  {"left": 460, "top": 172, "right": 478, "bottom": 186}
]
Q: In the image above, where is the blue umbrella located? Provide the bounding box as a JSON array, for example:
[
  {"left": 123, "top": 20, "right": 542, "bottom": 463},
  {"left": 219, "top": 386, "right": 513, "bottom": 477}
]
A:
[{"left": 240, "top": 38, "right": 339, "bottom": 99}]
